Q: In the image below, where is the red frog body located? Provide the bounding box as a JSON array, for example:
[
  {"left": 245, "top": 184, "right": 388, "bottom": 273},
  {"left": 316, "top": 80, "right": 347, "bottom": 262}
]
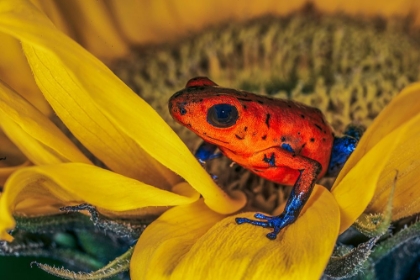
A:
[{"left": 169, "top": 77, "right": 358, "bottom": 240}]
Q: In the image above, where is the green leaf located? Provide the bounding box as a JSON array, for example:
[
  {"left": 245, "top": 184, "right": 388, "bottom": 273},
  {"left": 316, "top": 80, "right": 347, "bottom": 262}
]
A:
[
  {"left": 324, "top": 236, "right": 379, "bottom": 279},
  {"left": 31, "top": 247, "right": 133, "bottom": 280},
  {"left": 370, "top": 220, "right": 420, "bottom": 263},
  {"left": 15, "top": 213, "right": 94, "bottom": 233},
  {"left": 60, "top": 204, "right": 152, "bottom": 239}
]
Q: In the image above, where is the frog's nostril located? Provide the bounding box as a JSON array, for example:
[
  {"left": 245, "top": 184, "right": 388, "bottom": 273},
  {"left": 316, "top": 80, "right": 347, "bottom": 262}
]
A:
[{"left": 178, "top": 103, "right": 187, "bottom": 115}]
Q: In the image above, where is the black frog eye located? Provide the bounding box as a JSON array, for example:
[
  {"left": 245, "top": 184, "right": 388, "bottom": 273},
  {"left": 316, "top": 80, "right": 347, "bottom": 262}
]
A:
[{"left": 207, "top": 104, "right": 238, "bottom": 128}]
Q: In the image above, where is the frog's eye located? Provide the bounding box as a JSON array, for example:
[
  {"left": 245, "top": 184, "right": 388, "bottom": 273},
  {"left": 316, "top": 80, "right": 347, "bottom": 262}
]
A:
[{"left": 207, "top": 104, "right": 238, "bottom": 128}]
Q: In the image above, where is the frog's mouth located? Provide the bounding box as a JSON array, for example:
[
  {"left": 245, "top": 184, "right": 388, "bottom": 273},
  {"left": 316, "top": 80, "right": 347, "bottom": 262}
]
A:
[{"left": 205, "top": 135, "right": 230, "bottom": 145}]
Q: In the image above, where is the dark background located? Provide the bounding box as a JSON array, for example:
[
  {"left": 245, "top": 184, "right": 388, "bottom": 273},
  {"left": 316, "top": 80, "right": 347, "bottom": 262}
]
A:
[{"left": 0, "top": 257, "right": 59, "bottom": 280}]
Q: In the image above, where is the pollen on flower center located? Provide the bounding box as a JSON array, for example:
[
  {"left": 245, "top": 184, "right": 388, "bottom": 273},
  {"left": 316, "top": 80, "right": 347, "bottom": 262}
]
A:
[{"left": 112, "top": 10, "right": 420, "bottom": 215}]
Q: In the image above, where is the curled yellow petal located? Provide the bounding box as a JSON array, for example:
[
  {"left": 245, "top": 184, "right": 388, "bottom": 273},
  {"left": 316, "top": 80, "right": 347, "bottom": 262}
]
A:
[
  {"left": 0, "top": 160, "right": 30, "bottom": 186},
  {"left": 332, "top": 83, "right": 420, "bottom": 232},
  {"left": 0, "top": 0, "right": 246, "bottom": 212},
  {"left": 365, "top": 87, "right": 420, "bottom": 220},
  {"left": 332, "top": 126, "right": 400, "bottom": 233},
  {"left": 335, "top": 83, "right": 420, "bottom": 186},
  {"left": 131, "top": 200, "right": 225, "bottom": 280},
  {"left": 0, "top": 163, "right": 200, "bottom": 241},
  {"left": 0, "top": 80, "right": 91, "bottom": 165}
]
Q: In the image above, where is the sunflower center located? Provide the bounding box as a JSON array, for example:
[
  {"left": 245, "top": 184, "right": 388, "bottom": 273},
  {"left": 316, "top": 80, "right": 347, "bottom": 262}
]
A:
[{"left": 112, "top": 10, "right": 420, "bottom": 215}]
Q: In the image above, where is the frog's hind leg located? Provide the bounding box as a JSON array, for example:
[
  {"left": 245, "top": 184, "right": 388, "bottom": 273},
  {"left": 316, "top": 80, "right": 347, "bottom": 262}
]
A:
[
  {"left": 326, "top": 124, "right": 365, "bottom": 177},
  {"left": 235, "top": 148, "right": 322, "bottom": 240}
]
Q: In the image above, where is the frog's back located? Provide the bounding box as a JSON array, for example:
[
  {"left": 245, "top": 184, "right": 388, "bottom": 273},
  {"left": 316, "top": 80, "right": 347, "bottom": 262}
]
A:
[{"left": 234, "top": 92, "right": 334, "bottom": 177}]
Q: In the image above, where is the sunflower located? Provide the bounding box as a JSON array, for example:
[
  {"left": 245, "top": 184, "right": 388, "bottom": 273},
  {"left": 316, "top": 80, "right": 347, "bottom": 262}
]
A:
[{"left": 1, "top": 0, "right": 420, "bottom": 279}]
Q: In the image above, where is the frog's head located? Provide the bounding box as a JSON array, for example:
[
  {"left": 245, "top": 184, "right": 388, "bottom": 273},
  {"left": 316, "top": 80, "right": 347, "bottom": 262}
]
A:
[{"left": 169, "top": 77, "right": 268, "bottom": 151}]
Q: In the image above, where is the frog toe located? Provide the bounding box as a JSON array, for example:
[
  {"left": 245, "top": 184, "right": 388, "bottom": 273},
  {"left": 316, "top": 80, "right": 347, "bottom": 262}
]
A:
[
  {"left": 266, "top": 231, "right": 279, "bottom": 240},
  {"left": 254, "top": 213, "right": 272, "bottom": 219},
  {"left": 235, "top": 213, "right": 287, "bottom": 240},
  {"left": 235, "top": 217, "right": 270, "bottom": 228}
]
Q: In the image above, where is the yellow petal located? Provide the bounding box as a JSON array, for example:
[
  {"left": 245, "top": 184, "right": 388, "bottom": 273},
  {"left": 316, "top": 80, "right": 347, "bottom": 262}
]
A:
[
  {"left": 365, "top": 92, "right": 420, "bottom": 220},
  {"left": 0, "top": 80, "right": 91, "bottom": 165},
  {"left": 132, "top": 186, "right": 339, "bottom": 280},
  {"left": 334, "top": 83, "right": 420, "bottom": 186},
  {"left": 0, "top": 0, "right": 177, "bottom": 189},
  {"left": 131, "top": 200, "right": 225, "bottom": 280},
  {"left": 34, "top": 0, "right": 420, "bottom": 53},
  {"left": 315, "top": 0, "right": 420, "bottom": 25},
  {"left": 30, "top": 0, "right": 74, "bottom": 38},
  {"left": 107, "top": 0, "right": 183, "bottom": 45},
  {"left": 0, "top": 163, "right": 200, "bottom": 241},
  {"left": 110, "top": 0, "right": 307, "bottom": 45},
  {"left": 0, "top": 31, "right": 49, "bottom": 115},
  {"left": 50, "top": 0, "right": 129, "bottom": 59},
  {"left": 31, "top": 0, "right": 130, "bottom": 59},
  {"left": 332, "top": 83, "right": 420, "bottom": 232},
  {"left": 0, "top": 130, "right": 27, "bottom": 167},
  {"left": 331, "top": 127, "right": 400, "bottom": 233},
  {"left": 174, "top": 185, "right": 338, "bottom": 280},
  {"left": 0, "top": 0, "right": 246, "bottom": 212}
]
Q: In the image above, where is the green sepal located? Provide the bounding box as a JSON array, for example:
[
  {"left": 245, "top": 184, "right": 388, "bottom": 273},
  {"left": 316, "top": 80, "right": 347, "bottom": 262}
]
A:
[
  {"left": 0, "top": 231, "right": 51, "bottom": 257},
  {"left": 76, "top": 231, "right": 128, "bottom": 264},
  {"left": 60, "top": 204, "right": 153, "bottom": 239},
  {"left": 324, "top": 236, "right": 379, "bottom": 279},
  {"left": 14, "top": 212, "right": 94, "bottom": 233},
  {"left": 14, "top": 203, "right": 152, "bottom": 241},
  {"left": 31, "top": 247, "right": 133, "bottom": 280},
  {"left": 348, "top": 219, "right": 420, "bottom": 279}
]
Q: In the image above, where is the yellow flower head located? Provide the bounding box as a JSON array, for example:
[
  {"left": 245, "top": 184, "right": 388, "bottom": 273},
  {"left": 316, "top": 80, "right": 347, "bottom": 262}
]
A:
[{"left": 1, "top": 0, "right": 420, "bottom": 279}]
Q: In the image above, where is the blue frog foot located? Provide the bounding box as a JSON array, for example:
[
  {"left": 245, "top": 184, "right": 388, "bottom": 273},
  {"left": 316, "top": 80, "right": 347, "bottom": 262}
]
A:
[{"left": 235, "top": 213, "right": 287, "bottom": 240}]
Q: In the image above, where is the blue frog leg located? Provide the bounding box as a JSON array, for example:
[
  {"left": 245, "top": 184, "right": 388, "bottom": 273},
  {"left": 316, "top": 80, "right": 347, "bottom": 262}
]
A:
[
  {"left": 194, "top": 141, "right": 222, "bottom": 164},
  {"left": 195, "top": 141, "right": 223, "bottom": 181},
  {"left": 326, "top": 124, "right": 365, "bottom": 177},
  {"left": 236, "top": 154, "right": 322, "bottom": 240}
]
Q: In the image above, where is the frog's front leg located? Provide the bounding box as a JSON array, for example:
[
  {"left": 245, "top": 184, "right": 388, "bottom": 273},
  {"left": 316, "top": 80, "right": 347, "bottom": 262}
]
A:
[
  {"left": 194, "top": 141, "right": 222, "bottom": 164},
  {"left": 235, "top": 148, "right": 322, "bottom": 240}
]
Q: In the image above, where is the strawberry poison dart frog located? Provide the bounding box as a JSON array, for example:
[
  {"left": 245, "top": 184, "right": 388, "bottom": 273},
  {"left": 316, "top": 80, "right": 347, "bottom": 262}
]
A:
[{"left": 169, "top": 77, "right": 362, "bottom": 240}]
